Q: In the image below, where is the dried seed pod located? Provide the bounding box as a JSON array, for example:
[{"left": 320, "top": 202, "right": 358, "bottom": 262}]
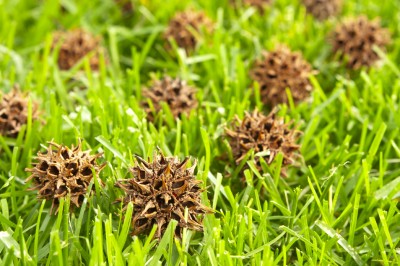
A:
[
  {"left": 0, "top": 89, "right": 39, "bottom": 138},
  {"left": 141, "top": 76, "right": 198, "bottom": 121},
  {"left": 26, "top": 141, "right": 106, "bottom": 213},
  {"left": 225, "top": 109, "right": 301, "bottom": 174},
  {"left": 52, "top": 29, "right": 105, "bottom": 70},
  {"left": 115, "top": 150, "right": 212, "bottom": 239},
  {"left": 302, "top": 0, "right": 342, "bottom": 20},
  {"left": 250, "top": 46, "right": 315, "bottom": 107},
  {"left": 332, "top": 16, "right": 391, "bottom": 69},
  {"left": 164, "top": 10, "right": 214, "bottom": 52}
]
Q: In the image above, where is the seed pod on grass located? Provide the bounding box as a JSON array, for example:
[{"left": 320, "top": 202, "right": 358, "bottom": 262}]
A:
[
  {"left": 250, "top": 46, "right": 315, "bottom": 107},
  {"left": 0, "top": 89, "right": 39, "bottom": 138},
  {"left": 164, "top": 10, "right": 214, "bottom": 52},
  {"left": 26, "top": 141, "right": 106, "bottom": 213},
  {"left": 302, "top": 0, "right": 342, "bottom": 20},
  {"left": 225, "top": 109, "right": 301, "bottom": 176},
  {"left": 141, "top": 76, "right": 198, "bottom": 121},
  {"left": 52, "top": 29, "right": 105, "bottom": 70},
  {"left": 331, "top": 16, "right": 391, "bottom": 70},
  {"left": 115, "top": 150, "right": 212, "bottom": 239}
]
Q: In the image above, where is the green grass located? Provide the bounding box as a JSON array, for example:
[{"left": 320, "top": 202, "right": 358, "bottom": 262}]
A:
[{"left": 1, "top": 0, "right": 400, "bottom": 265}]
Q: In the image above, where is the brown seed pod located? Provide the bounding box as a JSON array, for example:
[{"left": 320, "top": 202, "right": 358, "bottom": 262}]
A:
[
  {"left": 163, "top": 10, "right": 214, "bottom": 52},
  {"left": 302, "top": 0, "right": 342, "bottom": 20},
  {"left": 26, "top": 141, "right": 106, "bottom": 213},
  {"left": 52, "top": 29, "right": 105, "bottom": 70},
  {"left": 225, "top": 109, "right": 301, "bottom": 175},
  {"left": 250, "top": 46, "right": 315, "bottom": 107},
  {"left": 331, "top": 16, "right": 391, "bottom": 70},
  {"left": 0, "top": 89, "right": 39, "bottom": 138},
  {"left": 141, "top": 76, "right": 198, "bottom": 121},
  {"left": 115, "top": 150, "right": 212, "bottom": 239}
]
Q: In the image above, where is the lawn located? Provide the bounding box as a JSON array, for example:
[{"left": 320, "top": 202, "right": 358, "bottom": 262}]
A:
[{"left": 0, "top": 0, "right": 399, "bottom": 265}]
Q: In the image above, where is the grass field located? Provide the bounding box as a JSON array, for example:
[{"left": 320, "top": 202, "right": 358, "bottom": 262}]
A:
[{"left": 0, "top": 0, "right": 400, "bottom": 265}]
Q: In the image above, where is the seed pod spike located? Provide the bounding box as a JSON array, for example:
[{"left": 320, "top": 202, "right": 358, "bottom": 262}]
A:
[
  {"left": 177, "top": 157, "right": 190, "bottom": 170},
  {"left": 134, "top": 154, "right": 150, "bottom": 168}
]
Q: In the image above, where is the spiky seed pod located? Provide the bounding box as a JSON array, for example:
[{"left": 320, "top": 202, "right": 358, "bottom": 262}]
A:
[
  {"left": 225, "top": 109, "right": 301, "bottom": 174},
  {"left": 0, "top": 89, "right": 39, "bottom": 138},
  {"left": 141, "top": 76, "right": 198, "bottom": 121},
  {"left": 115, "top": 150, "right": 212, "bottom": 239},
  {"left": 302, "top": 0, "right": 342, "bottom": 20},
  {"left": 250, "top": 46, "right": 315, "bottom": 107},
  {"left": 52, "top": 29, "right": 105, "bottom": 70},
  {"left": 164, "top": 10, "right": 214, "bottom": 52},
  {"left": 331, "top": 16, "right": 391, "bottom": 69},
  {"left": 26, "top": 141, "right": 106, "bottom": 213}
]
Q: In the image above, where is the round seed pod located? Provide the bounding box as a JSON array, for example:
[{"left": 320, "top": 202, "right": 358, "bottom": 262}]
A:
[
  {"left": 331, "top": 16, "right": 391, "bottom": 70},
  {"left": 141, "top": 76, "right": 198, "bottom": 121},
  {"left": 0, "top": 89, "right": 39, "bottom": 138},
  {"left": 163, "top": 10, "right": 214, "bottom": 52},
  {"left": 225, "top": 109, "right": 301, "bottom": 175},
  {"left": 302, "top": 0, "right": 342, "bottom": 20},
  {"left": 52, "top": 29, "right": 105, "bottom": 71},
  {"left": 115, "top": 150, "right": 212, "bottom": 239},
  {"left": 250, "top": 46, "right": 315, "bottom": 107},
  {"left": 26, "top": 141, "right": 106, "bottom": 213}
]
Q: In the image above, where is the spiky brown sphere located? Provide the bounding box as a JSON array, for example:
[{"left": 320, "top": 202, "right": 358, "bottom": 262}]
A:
[
  {"left": 164, "top": 10, "right": 214, "bottom": 52},
  {"left": 0, "top": 89, "right": 39, "bottom": 138},
  {"left": 141, "top": 76, "right": 198, "bottom": 121},
  {"left": 332, "top": 16, "right": 391, "bottom": 69},
  {"left": 302, "top": 0, "right": 342, "bottom": 20},
  {"left": 225, "top": 109, "right": 301, "bottom": 174},
  {"left": 52, "top": 29, "right": 105, "bottom": 70},
  {"left": 115, "top": 150, "right": 212, "bottom": 239},
  {"left": 26, "top": 141, "right": 106, "bottom": 213},
  {"left": 250, "top": 46, "right": 315, "bottom": 107}
]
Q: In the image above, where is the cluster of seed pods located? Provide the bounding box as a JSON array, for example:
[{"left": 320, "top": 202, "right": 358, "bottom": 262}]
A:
[{"left": 0, "top": 0, "right": 392, "bottom": 240}]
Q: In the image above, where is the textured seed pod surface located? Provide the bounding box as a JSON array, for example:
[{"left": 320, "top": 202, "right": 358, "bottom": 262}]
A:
[
  {"left": 302, "top": 0, "right": 342, "bottom": 20},
  {"left": 250, "top": 46, "right": 315, "bottom": 106},
  {"left": 115, "top": 151, "right": 212, "bottom": 239},
  {"left": 52, "top": 29, "right": 104, "bottom": 70},
  {"left": 225, "top": 109, "right": 301, "bottom": 174},
  {"left": 142, "top": 76, "right": 198, "bottom": 121},
  {"left": 26, "top": 142, "right": 105, "bottom": 213},
  {"left": 0, "top": 89, "right": 39, "bottom": 138},
  {"left": 164, "top": 10, "right": 213, "bottom": 52},
  {"left": 332, "top": 16, "right": 391, "bottom": 69}
]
